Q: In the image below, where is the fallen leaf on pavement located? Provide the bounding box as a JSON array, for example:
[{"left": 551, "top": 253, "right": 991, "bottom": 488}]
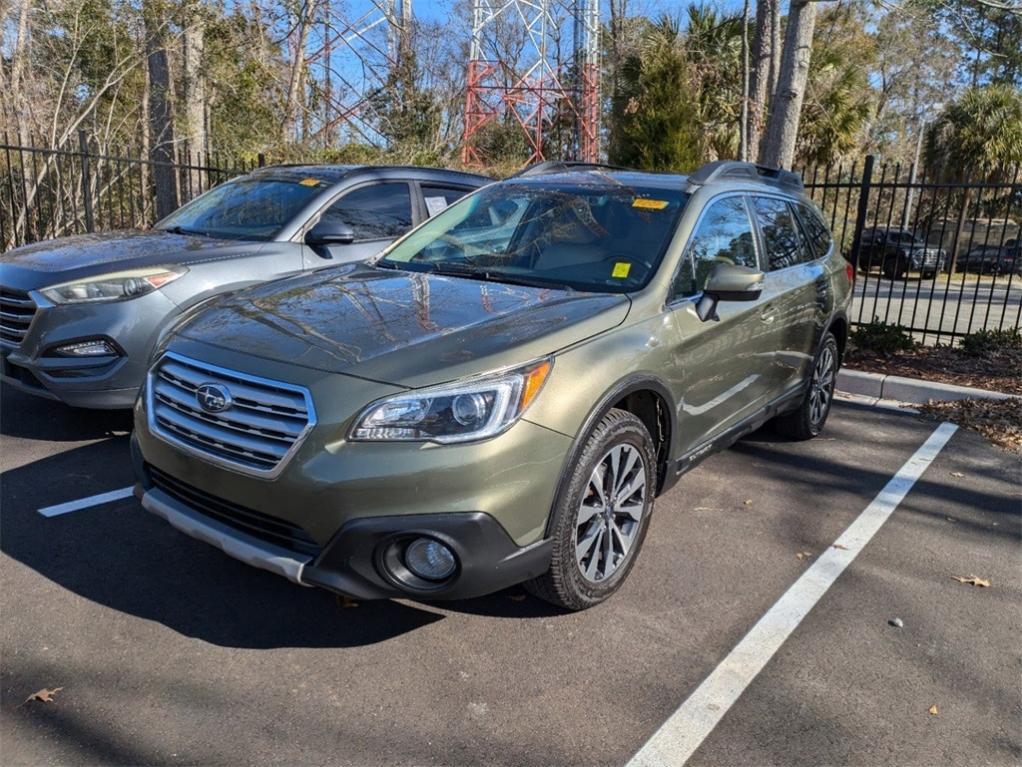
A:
[
  {"left": 951, "top": 575, "right": 991, "bottom": 587},
  {"left": 796, "top": 550, "right": 813, "bottom": 561},
  {"left": 949, "top": 471, "right": 965, "bottom": 478},
  {"left": 929, "top": 704, "right": 939, "bottom": 716},
  {"left": 337, "top": 595, "right": 360, "bottom": 608},
  {"left": 743, "top": 499, "right": 753, "bottom": 506},
  {"left": 832, "top": 543, "right": 850, "bottom": 550},
  {"left": 24, "top": 687, "right": 63, "bottom": 705}
]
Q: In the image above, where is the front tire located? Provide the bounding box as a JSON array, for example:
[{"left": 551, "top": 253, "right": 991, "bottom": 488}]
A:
[
  {"left": 773, "top": 333, "right": 840, "bottom": 441},
  {"left": 526, "top": 409, "right": 656, "bottom": 610}
]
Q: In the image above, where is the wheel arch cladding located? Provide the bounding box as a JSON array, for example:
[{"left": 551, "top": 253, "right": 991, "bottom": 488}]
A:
[
  {"left": 546, "top": 374, "right": 676, "bottom": 542},
  {"left": 826, "top": 314, "right": 848, "bottom": 361},
  {"left": 610, "top": 388, "right": 672, "bottom": 495}
]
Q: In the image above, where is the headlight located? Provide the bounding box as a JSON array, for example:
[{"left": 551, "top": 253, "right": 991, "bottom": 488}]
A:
[
  {"left": 350, "top": 359, "right": 552, "bottom": 443},
  {"left": 40, "top": 267, "right": 185, "bottom": 304}
]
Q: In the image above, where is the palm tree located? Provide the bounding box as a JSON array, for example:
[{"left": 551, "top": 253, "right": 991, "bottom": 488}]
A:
[
  {"left": 925, "top": 85, "right": 1022, "bottom": 181},
  {"left": 795, "top": 3, "right": 874, "bottom": 167},
  {"left": 924, "top": 85, "right": 1022, "bottom": 271},
  {"left": 682, "top": 5, "right": 746, "bottom": 161}
]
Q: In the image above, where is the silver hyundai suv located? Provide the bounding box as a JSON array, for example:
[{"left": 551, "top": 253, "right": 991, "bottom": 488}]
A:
[{"left": 0, "top": 164, "right": 486, "bottom": 408}]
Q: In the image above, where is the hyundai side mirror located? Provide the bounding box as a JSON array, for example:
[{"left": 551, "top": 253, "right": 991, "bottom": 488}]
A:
[
  {"left": 305, "top": 219, "right": 355, "bottom": 246},
  {"left": 696, "top": 262, "right": 765, "bottom": 322}
]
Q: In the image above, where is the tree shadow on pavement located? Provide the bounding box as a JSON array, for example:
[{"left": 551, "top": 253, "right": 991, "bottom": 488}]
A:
[
  {"left": 1, "top": 441, "right": 449, "bottom": 649},
  {"left": 1, "top": 434, "right": 562, "bottom": 646},
  {"left": 1, "top": 387, "right": 134, "bottom": 442}
]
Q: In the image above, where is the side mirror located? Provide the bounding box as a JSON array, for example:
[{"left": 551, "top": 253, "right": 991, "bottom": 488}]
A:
[
  {"left": 696, "top": 263, "right": 764, "bottom": 322},
  {"left": 305, "top": 219, "right": 355, "bottom": 246}
]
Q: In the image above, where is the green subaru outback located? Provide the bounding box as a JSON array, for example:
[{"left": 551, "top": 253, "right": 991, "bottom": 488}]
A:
[{"left": 131, "top": 160, "right": 853, "bottom": 610}]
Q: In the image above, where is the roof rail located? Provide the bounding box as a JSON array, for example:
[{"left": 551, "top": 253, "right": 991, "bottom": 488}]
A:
[
  {"left": 512, "top": 160, "right": 633, "bottom": 177},
  {"left": 688, "top": 160, "right": 803, "bottom": 192}
]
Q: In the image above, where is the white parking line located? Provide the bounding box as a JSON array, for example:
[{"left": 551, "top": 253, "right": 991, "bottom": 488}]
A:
[
  {"left": 38, "top": 486, "right": 135, "bottom": 518},
  {"left": 627, "top": 421, "right": 958, "bottom": 767}
]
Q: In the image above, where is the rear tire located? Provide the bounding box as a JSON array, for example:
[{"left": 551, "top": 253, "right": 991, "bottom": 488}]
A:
[
  {"left": 773, "top": 333, "right": 840, "bottom": 441},
  {"left": 525, "top": 409, "right": 656, "bottom": 611}
]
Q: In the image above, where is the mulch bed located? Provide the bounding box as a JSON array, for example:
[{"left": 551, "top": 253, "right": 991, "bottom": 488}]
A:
[
  {"left": 845, "top": 346, "right": 1022, "bottom": 395},
  {"left": 919, "top": 399, "right": 1022, "bottom": 454}
]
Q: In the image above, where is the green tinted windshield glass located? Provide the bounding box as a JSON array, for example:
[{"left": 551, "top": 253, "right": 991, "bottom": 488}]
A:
[
  {"left": 158, "top": 178, "right": 326, "bottom": 240},
  {"left": 378, "top": 183, "right": 688, "bottom": 292}
]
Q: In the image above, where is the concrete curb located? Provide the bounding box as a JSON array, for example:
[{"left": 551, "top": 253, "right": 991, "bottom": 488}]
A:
[{"left": 837, "top": 368, "right": 1016, "bottom": 405}]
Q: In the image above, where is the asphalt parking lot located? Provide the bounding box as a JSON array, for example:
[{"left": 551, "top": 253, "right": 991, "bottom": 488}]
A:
[{"left": 1, "top": 387, "right": 1019, "bottom": 766}]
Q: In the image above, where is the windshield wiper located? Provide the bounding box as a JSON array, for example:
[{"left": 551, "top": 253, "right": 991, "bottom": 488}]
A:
[
  {"left": 163, "top": 225, "right": 209, "bottom": 237},
  {"left": 420, "top": 261, "right": 571, "bottom": 291}
]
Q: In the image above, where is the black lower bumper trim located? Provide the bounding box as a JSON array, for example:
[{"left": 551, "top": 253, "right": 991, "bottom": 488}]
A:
[
  {"left": 305, "top": 513, "right": 553, "bottom": 601},
  {"left": 134, "top": 435, "right": 552, "bottom": 601}
]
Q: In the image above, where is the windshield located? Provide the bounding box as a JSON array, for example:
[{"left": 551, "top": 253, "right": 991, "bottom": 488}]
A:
[
  {"left": 377, "top": 182, "right": 688, "bottom": 293},
  {"left": 157, "top": 177, "right": 327, "bottom": 240},
  {"left": 890, "top": 231, "right": 924, "bottom": 246}
]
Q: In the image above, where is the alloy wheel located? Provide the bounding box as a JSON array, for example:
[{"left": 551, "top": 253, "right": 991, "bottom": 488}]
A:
[
  {"left": 574, "top": 443, "right": 647, "bottom": 583},
  {"left": 809, "top": 346, "right": 836, "bottom": 425}
]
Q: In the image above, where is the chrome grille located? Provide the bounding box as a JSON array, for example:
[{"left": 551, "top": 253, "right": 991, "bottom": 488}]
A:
[
  {"left": 0, "top": 287, "right": 37, "bottom": 346},
  {"left": 148, "top": 352, "right": 316, "bottom": 478}
]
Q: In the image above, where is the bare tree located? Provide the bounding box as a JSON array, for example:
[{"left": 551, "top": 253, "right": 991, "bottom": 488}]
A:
[
  {"left": 181, "top": 0, "right": 207, "bottom": 184},
  {"left": 144, "top": 2, "right": 179, "bottom": 218},
  {"left": 740, "top": 0, "right": 750, "bottom": 160},
  {"left": 748, "top": 0, "right": 779, "bottom": 161},
  {"left": 283, "top": 0, "right": 311, "bottom": 141},
  {"left": 761, "top": 0, "right": 817, "bottom": 169}
]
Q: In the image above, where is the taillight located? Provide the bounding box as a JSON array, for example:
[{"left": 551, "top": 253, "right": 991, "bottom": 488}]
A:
[{"left": 845, "top": 262, "right": 855, "bottom": 284}]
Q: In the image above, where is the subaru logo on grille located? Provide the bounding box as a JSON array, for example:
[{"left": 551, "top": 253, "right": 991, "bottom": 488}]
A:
[{"left": 196, "top": 383, "right": 232, "bottom": 413}]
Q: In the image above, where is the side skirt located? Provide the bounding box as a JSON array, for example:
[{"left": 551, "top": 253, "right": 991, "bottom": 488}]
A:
[{"left": 671, "top": 385, "right": 807, "bottom": 481}]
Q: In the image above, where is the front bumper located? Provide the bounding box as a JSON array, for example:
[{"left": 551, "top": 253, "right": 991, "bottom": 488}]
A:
[
  {"left": 0, "top": 289, "right": 178, "bottom": 409},
  {"left": 909, "top": 250, "right": 945, "bottom": 273},
  {"left": 130, "top": 338, "right": 572, "bottom": 599},
  {"left": 134, "top": 450, "right": 554, "bottom": 600}
]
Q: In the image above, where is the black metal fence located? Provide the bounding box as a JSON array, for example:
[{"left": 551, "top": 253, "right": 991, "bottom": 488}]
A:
[
  {"left": 801, "top": 156, "right": 1022, "bottom": 344},
  {"left": 0, "top": 130, "right": 261, "bottom": 252},
  {"left": 1, "top": 135, "right": 1020, "bottom": 344}
]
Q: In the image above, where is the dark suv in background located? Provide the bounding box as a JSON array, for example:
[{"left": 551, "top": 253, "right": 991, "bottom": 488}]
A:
[
  {"left": 132, "top": 160, "right": 853, "bottom": 610},
  {"left": 958, "top": 237, "right": 1021, "bottom": 276},
  {"left": 858, "top": 226, "right": 946, "bottom": 279},
  {"left": 0, "top": 164, "right": 487, "bottom": 408}
]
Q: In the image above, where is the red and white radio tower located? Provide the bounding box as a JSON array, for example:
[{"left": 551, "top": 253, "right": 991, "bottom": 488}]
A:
[{"left": 461, "top": 0, "right": 601, "bottom": 166}]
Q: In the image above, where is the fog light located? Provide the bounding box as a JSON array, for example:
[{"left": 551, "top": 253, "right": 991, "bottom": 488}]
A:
[
  {"left": 54, "top": 339, "right": 117, "bottom": 357},
  {"left": 404, "top": 538, "right": 457, "bottom": 581}
]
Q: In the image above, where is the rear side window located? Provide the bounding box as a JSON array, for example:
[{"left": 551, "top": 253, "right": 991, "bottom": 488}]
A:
[
  {"left": 795, "top": 202, "right": 833, "bottom": 259},
  {"left": 673, "top": 196, "right": 758, "bottom": 298},
  {"left": 422, "top": 185, "right": 474, "bottom": 218},
  {"left": 320, "top": 183, "right": 413, "bottom": 240},
  {"left": 751, "top": 196, "right": 812, "bottom": 270}
]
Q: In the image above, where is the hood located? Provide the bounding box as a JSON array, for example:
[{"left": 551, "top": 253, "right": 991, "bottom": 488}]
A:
[
  {"left": 173, "top": 263, "right": 631, "bottom": 387},
  {"left": 0, "top": 231, "right": 265, "bottom": 289}
]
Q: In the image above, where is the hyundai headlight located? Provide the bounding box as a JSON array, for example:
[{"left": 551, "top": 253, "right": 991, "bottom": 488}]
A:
[
  {"left": 351, "top": 359, "right": 552, "bottom": 443},
  {"left": 40, "top": 267, "right": 186, "bottom": 304}
]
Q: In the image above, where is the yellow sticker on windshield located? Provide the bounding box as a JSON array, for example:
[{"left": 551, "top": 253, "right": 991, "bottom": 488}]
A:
[
  {"left": 632, "top": 198, "right": 669, "bottom": 210},
  {"left": 612, "top": 262, "right": 632, "bottom": 279},
  {"left": 299, "top": 178, "right": 321, "bottom": 187}
]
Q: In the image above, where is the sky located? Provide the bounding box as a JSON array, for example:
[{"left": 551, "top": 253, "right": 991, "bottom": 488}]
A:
[{"left": 410, "top": 0, "right": 760, "bottom": 27}]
